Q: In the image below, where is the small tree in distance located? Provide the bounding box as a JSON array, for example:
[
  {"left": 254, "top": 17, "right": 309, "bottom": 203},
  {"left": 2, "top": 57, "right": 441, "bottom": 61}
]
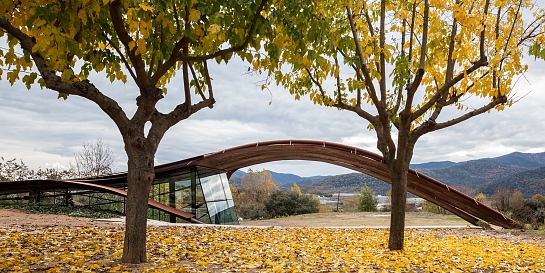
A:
[
  {"left": 492, "top": 187, "right": 511, "bottom": 212},
  {"left": 73, "top": 140, "right": 115, "bottom": 178},
  {"left": 358, "top": 185, "right": 378, "bottom": 212},
  {"left": 239, "top": 169, "right": 279, "bottom": 205},
  {"left": 291, "top": 182, "right": 302, "bottom": 196}
]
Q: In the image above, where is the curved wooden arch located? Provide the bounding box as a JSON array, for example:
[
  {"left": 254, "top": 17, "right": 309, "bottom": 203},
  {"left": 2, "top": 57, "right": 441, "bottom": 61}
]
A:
[
  {"left": 187, "top": 140, "right": 514, "bottom": 228},
  {"left": 0, "top": 139, "right": 514, "bottom": 228}
]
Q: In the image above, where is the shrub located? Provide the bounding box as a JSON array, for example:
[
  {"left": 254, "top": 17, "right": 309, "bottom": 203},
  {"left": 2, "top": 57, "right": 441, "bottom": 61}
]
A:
[
  {"left": 295, "top": 194, "right": 320, "bottom": 215},
  {"left": 319, "top": 203, "right": 333, "bottom": 213},
  {"left": 358, "top": 185, "right": 378, "bottom": 212},
  {"left": 531, "top": 194, "right": 545, "bottom": 206},
  {"left": 264, "top": 191, "right": 299, "bottom": 217},
  {"left": 264, "top": 191, "right": 319, "bottom": 218},
  {"left": 237, "top": 203, "right": 269, "bottom": 220},
  {"left": 524, "top": 198, "right": 544, "bottom": 210},
  {"left": 511, "top": 205, "right": 535, "bottom": 224},
  {"left": 423, "top": 200, "right": 450, "bottom": 214},
  {"left": 534, "top": 208, "right": 545, "bottom": 225}
]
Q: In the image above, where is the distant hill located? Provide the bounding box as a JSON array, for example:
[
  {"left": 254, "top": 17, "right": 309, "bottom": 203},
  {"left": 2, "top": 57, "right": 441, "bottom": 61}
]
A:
[
  {"left": 229, "top": 169, "right": 327, "bottom": 190},
  {"left": 416, "top": 152, "right": 545, "bottom": 188},
  {"left": 300, "top": 173, "right": 391, "bottom": 195},
  {"left": 228, "top": 151, "right": 545, "bottom": 198},
  {"left": 410, "top": 161, "right": 457, "bottom": 170},
  {"left": 480, "top": 166, "right": 545, "bottom": 198}
]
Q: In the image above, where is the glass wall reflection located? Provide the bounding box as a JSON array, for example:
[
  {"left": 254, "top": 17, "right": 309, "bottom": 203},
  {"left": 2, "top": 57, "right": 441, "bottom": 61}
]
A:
[{"left": 149, "top": 166, "right": 238, "bottom": 225}]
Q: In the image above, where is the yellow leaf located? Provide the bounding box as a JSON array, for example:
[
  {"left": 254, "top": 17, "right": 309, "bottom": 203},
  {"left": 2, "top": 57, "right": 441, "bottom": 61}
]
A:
[
  {"left": 135, "top": 39, "right": 146, "bottom": 55},
  {"left": 95, "top": 62, "right": 105, "bottom": 72},
  {"left": 128, "top": 40, "right": 136, "bottom": 51},
  {"left": 78, "top": 9, "right": 87, "bottom": 26},
  {"left": 208, "top": 24, "right": 221, "bottom": 35},
  {"left": 195, "top": 24, "right": 204, "bottom": 37},
  {"left": 189, "top": 9, "right": 201, "bottom": 22},
  {"left": 139, "top": 2, "right": 154, "bottom": 12}
]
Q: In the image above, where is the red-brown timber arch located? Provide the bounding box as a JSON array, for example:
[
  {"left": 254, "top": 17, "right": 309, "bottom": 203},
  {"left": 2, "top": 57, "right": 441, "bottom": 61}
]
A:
[
  {"left": 185, "top": 140, "right": 514, "bottom": 228},
  {"left": 0, "top": 140, "right": 514, "bottom": 228}
]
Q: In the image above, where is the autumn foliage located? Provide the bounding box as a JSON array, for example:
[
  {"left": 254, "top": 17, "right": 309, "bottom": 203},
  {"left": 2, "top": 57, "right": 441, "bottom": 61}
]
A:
[
  {"left": 1, "top": 225, "right": 544, "bottom": 272},
  {"left": 254, "top": 0, "right": 545, "bottom": 250}
]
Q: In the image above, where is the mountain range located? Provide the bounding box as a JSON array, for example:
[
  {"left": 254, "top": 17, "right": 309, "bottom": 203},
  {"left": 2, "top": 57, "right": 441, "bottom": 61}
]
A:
[{"left": 229, "top": 151, "right": 545, "bottom": 198}]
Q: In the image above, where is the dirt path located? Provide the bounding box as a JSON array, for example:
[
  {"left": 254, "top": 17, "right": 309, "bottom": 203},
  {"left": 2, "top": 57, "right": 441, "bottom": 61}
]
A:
[
  {"left": 1, "top": 208, "right": 543, "bottom": 247},
  {"left": 0, "top": 208, "right": 123, "bottom": 229},
  {"left": 240, "top": 211, "right": 469, "bottom": 228}
]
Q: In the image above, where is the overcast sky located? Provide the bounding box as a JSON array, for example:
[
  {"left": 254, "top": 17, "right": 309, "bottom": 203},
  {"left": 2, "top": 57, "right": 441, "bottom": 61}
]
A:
[{"left": 1, "top": 53, "right": 544, "bottom": 177}]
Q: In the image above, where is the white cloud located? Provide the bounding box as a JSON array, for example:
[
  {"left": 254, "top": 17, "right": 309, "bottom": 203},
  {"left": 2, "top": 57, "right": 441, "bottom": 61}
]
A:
[{"left": 1, "top": 52, "right": 545, "bottom": 177}]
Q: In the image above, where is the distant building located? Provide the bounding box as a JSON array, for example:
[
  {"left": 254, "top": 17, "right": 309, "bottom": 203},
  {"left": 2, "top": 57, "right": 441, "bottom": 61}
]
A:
[{"left": 319, "top": 194, "right": 424, "bottom": 211}]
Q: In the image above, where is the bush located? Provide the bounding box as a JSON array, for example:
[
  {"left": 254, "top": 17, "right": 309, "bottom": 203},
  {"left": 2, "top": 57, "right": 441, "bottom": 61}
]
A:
[
  {"left": 524, "top": 198, "right": 544, "bottom": 211},
  {"left": 295, "top": 194, "right": 320, "bottom": 215},
  {"left": 358, "top": 185, "right": 378, "bottom": 212},
  {"left": 237, "top": 203, "right": 269, "bottom": 220},
  {"left": 319, "top": 203, "right": 333, "bottom": 213},
  {"left": 511, "top": 205, "right": 535, "bottom": 224},
  {"left": 264, "top": 191, "right": 319, "bottom": 218},
  {"left": 423, "top": 200, "right": 450, "bottom": 214},
  {"left": 534, "top": 208, "right": 545, "bottom": 225},
  {"left": 531, "top": 194, "right": 545, "bottom": 206}
]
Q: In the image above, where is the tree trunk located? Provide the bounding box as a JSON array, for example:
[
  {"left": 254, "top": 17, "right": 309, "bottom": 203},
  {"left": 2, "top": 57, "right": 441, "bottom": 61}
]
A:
[
  {"left": 121, "top": 149, "right": 155, "bottom": 263},
  {"left": 388, "top": 165, "right": 408, "bottom": 250}
]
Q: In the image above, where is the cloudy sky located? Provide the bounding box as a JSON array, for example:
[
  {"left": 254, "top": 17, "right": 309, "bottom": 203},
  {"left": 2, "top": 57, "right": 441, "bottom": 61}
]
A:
[{"left": 1, "top": 53, "right": 545, "bottom": 177}]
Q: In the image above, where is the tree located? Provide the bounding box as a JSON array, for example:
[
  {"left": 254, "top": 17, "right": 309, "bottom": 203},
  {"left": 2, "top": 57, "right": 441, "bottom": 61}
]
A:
[
  {"left": 475, "top": 193, "right": 487, "bottom": 203},
  {"left": 291, "top": 182, "right": 302, "bottom": 196},
  {"left": 509, "top": 190, "right": 525, "bottom": 211},
  {"left": 73, "top": 140, "right": 115, "bottom": 178},
  {"left": 531, "top": 194, "right": 545, "bottom": 206},
  {"left": 492, "top": 187, "right": 510, "bottom": 212},
  {"left": 0, "top": 158, "right": 35, "bottom": 181},
  {"left": 239, "top": 169, "right": 279, "bottom": 204},
  {"left": 0, "top": 157, "right": 74, "bottom": 181},
  {"left": 0, "top": 0, "right": 269, "bottom": 263},
  {"left": 344, "top": 194, "right": 360, "bottom": 212},
  {"left": 258, "top": 0, "right": 545, "bottom": 250},
  {"left": 358, "top": 185, "right": 378, "bottom": 212}
]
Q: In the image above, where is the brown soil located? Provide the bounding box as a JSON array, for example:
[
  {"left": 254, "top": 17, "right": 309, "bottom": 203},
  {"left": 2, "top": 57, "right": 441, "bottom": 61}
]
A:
[
  {"left": 239, "top": 211, "right": 471, "bottom": 227},
  {"left": 1, "top": 208, "right": 544, "bottom": 248},
  {"left": 0, "top": 208, "right": 123, "bottom": 229}
]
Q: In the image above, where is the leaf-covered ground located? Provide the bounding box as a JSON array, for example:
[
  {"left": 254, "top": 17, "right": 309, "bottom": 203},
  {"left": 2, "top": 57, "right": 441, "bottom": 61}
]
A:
[{"left": 1, "top": 225, "right": 544, "bottom": 273}]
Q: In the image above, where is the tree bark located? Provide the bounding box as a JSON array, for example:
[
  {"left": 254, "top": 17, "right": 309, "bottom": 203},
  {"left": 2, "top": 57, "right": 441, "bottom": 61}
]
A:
[
  {"left": 121, "top": 144, "right": 156, "bottom": 263},
  {"left": 387, "top": 163, "right": 409, "bottom": 250}
]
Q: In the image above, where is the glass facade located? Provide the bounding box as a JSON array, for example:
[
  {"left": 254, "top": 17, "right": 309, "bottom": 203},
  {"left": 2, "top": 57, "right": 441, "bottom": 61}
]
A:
[{"left": 149, "top": 166, "right": 239, "bottom": 225}]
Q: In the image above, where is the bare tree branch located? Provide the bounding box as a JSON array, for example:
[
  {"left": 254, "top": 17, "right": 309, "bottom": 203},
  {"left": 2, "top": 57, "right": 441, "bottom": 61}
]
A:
[
  {"left": 404, "top": 0, "right": 429, "bottom": 118},
  {"left": 414, "top": 96, "right": 507, "bottom": 137},
  {"left": 74, "top": 140, "right": 115, "bottom": 178},
  {"left": 379, "top": 0, "right": 387, "bottom": 105},
  {"left": 346, "top": 6, "right": 382, "bottom": 111},
  {"left": 108, "top": 0, "right": 148, "bottom": 87},
  {"left": 203, "top": 61, "right": 214, "bottom": 106},
  {"left": 102, "top": 32, "right": 138, "bottom": 83},
  {"left": 152, "top": 0, "right": 268, "bottom": 82},
  {"left": 189, "top": 63, "right": 207, "bottom": 101}
]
